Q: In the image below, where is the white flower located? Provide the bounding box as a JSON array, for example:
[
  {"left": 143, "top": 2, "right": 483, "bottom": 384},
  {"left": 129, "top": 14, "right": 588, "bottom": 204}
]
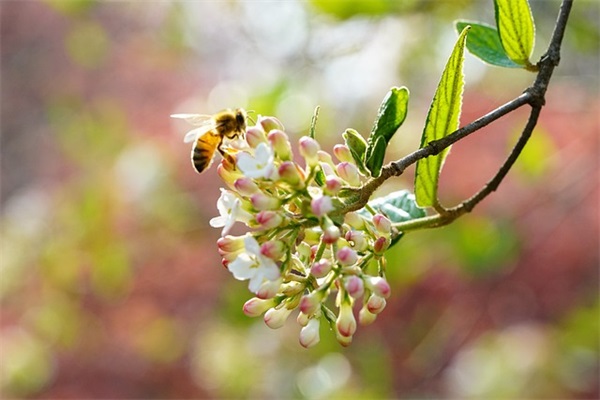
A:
[
  {"left": 228, "top": 235, "right": 281, "bottom": 293},
  {"left": 237, "top": 142, "right": 276, "bottom": 179},
  {"left": 209, "top": 189, "right": 252, "bottom": 235}
]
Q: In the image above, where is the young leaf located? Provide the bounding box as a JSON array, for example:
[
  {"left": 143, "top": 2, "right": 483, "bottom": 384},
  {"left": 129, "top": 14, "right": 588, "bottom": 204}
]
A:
[
  {"left": 309, "top": 106, "right": 320, "bottom": 139},
  {"left": 365, "top": 135, "right": 387, "bottom": 178},
  {"left": 357, "top": 190, "right": 426, "bottom": 223},
  {"left": 342, "top": 128, "right": 368, "bottom": 175},
  {"left": 414, "top": 26, "right": 470, "bottom": 208},
  {"left": 365, "top": 86, "right": 409, "bottom": 167},
  {"left": 357, "top": 190, "right": 426, "bottom": 248},
  {"left": 455, "top": 21, "right": 521, "bottom": 68},
  {"left": 494, "top": 0, "right": 535, "bottom": 68}
]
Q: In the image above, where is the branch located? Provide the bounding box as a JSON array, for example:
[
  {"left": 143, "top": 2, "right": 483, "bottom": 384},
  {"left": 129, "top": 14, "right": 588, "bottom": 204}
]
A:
[{"left": 337, "top": 0, "right": 573, "bottom": 223}]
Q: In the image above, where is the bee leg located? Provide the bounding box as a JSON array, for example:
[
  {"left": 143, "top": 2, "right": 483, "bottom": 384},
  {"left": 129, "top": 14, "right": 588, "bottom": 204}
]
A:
[{"left": 217, "top": 143, "right": 236, "bottom": 167}]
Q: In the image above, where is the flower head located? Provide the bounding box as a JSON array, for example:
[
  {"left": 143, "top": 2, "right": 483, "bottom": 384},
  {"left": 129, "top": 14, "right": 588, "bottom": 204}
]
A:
[
  {"left": 209, "top": 189, "right": 252, "bottom": 235},
  {"left": 228, "top": 235, "right": 281, "bottom": 293},
  {"left": 237, "top": 142, "right": 276, "bottom": 179}
]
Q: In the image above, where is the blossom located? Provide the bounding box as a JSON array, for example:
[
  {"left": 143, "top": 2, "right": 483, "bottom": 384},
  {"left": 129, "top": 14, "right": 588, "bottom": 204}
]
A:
[
  {"left": 227, "top": 235, "right": 281, "bottom": 293},
  {"left": 299, "top": 318, "right": 320, "bottom": 348},
  {"left": 237, "top": 142, "right": 276, "bottom": 179},
  {"left": 209, "top": 189, "right": 252, "bottom": 235}
]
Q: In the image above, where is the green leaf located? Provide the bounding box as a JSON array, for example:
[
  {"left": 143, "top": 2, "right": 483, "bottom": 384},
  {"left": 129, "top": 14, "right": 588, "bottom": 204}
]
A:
[
  {"left": 342, "top": 128, "right": 368, "bottom": 175},
  {"left": 455, "top": 21, "right": 521, "bottom": 68},
  {"left": 358, "top": 190, "right": 425, "bottom": 223},
  {"left": 365, "top": 135, "right": 387, "bottom": 178},
  {"left": 357, "top": 190, "right": 426, "bottom": 247},
  {"left": 365, "top": 87, "right": 409, "bottom": 166},
  {"left": 414, "top": 26, "right": 469, "bottom": 208},
  {"left": 494, "top": 0, "right": 535, "bottom": 67}
]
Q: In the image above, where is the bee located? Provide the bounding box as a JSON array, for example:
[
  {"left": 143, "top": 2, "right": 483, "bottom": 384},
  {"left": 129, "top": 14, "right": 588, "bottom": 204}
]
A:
[{"left": 171, "top": 108, "right": 248, "bottom": 173}]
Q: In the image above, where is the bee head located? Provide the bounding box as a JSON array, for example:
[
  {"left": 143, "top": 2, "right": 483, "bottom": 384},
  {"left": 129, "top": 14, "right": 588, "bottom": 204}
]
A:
[{"left": 235, "top": 109, "right": 247, "bottom": 128}]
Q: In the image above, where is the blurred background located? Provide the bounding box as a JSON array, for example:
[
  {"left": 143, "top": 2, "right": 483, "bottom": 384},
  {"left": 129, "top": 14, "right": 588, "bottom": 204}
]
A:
[{"left": 1, "top": 0, "right": 598, "bottom": 398}]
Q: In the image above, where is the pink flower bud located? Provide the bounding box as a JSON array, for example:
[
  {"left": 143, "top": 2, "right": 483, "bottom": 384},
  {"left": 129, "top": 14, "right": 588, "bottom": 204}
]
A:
[
  {"left": 337, "top": 247, "right": 358, "bottom": 266},
  {"left": 245, "top": 126, "right": 267, "bottom": 148},
  {"left": 336, "top": 302, "right": 356, "bottom": 338},
  {"left": 268, "top": 129, "right": 292, "bottom": 161},
  {"left": 310, "top": 259, "right": 332, "bottom": 278},
  {"left": 322, "top": 224, "right": 341, "bottom": 244},
  {"left": 234, "top": 177, "right": 259, "bottom": 196},
  {"left": 297, "top": 311, "right": 310, "bottom": 327},
  {"left": 345, "top": 230, "right": 367, "bottom": 252},
  {"left": 217, "top": 235, "right": 246, "bottom": 253},
  {"left": 278, "top": 161, "right": 304, "bottom": 187},
  {"left": 372, "top": 214, "right": 392, "bottom": 234},
  {"left": 366, "top": 294, "right": 386, "bottom": 314},
  {"left": 365, "top": 277, "right": 391, "bottom": 299},
  {"left": 251, "top": 192, "right": 280, "bottom": 211},
  {"left": 311, "top": 195, "right": 333, "bottom": 217},
  {"left": 299, "top": 290, "right": 325, "bottom": 315},
  {"left": 256, "top": 278, "right": 282, "bottom": 299},
  {"left": 217, "top": 163, "right": 242, "bottom": 188},
  {"left": 336, "top": 162, "right": 361, "bottom": 187},
  {"left": 299, "top": 318, "right": 320, "bottom": 348},
  {"left": 324, "top": 175, "right": 343, "bottom": 195},
  {"left": 259, "top": 116, "right": 284, "bottom": 133},
  {"left": 333, "top": 144, "right": 353, "bottom": 163},
  {"left": 260, "top": 240, "right": 285, "bottom": 260},
  {"left": 243, "top": 297, "right": 277, "bottom": 317},
  {"left": 358, "top": 304, "right": 377, "bottom": 325},
  {"left": 255, "top": 210, "right": 283, "bottom": 230},
  {"left": 373, "top": 236, "right": 390, "bottom": 255},
  {"left": 335, "top": 330, "right": 353, "bottom": 347},
  {"left": 317, "top": 150, "right": 335, "bottom": 167},
  {"left": 344, "top": 212, "right": 365, "bottom": 230},
  {"left": 344, "top": 275, "right": 364, "bottom": 299},
  {"left": 264, "top": 306, "right": 293, "bottom": 329},
  {"left": 299, "top": 136, "right": 320, "bottom": 166}
]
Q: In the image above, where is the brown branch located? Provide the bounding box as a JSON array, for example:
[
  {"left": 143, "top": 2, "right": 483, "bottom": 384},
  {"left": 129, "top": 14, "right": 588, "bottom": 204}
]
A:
[{"left": 337, "top": 0, "right": 573, "bottom": 223}]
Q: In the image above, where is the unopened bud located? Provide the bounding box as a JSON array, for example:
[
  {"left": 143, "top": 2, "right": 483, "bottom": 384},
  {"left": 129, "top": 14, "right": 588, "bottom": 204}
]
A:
[
  {"left": 344, "top": 275, "right": 364, "bottom": 299},
  {"left": 299, "top": 290, "right": 325, "bottom": 315},
  {"left": 259, "top": 116, "right": 284, "bottom": 133},
  {"left": 278, "top": 161, "right": 304, "bottom": 187},
  {"left": 268, "top": 129, "right": 292, "bottom": 161},
  {"left": 264, "top": 306, "right": 293, "bottom": 329},
  {"left": 373, "top": 214, "right": 392, "bottom": 234},
  {"left": 234, "top": 177, "right": 259, "bottom": 196},
  {"left": 358, "top": 304, "right": 377, "bottom": 325},
  {"left": 310, "top": 259, "right": 332, "bottom": 278},
  {"left": 336, "top": 162, "right": 361, "bottom": 187},
  {"left": 299, "top": 136, "right": 320, "bottom": 167},
  {"left": 373, "top": 236, "right": 391, "bottom": 255},
  {"left": 256, "top": 278, "right": 282, "bottom": 299},
  {"left": 251, "top": 192, "right": 280, "bottom": 211},
  {"left": 260, "top": 240, "right": 285, "bottom": 260},
  {"left": 255, "top": 210, "right": 283, "bottom": 230},
  {"left": 336, "top": 247, "right": 358, "bottom": 266},
  {"left": 345, "top": 230, "right": 367, "bottom": 252},
  {"left": 322, "top": 224, "right": 341, "bottom": 244},
  {"left": 245, "top": 126, "right": 267, "bottom": 148},
  {"left": 311, "top": 195, "right": 333, "bottom": 217},
  {"left": 365, "top": 277, "right": 391, "bottom": 299},
  {"left": 333, "top": 144, "right": 353, "bottom": 163},
  {"left": 243, "top": 297, "right": 277, "bottom": 317},
  {"left": 344, "top": 212, "right": 365, "bottom": 230},
  {"left": 299, "top": 318, "right": 320, "bottom": 348},
  {"left": 366, "top": 294, "right": 386, "bottom": 314},
  {"left": 336, "top": 302, "right": 357, "bottom": 338},
  {"left": 324, "top": 175, "right": 343, "bottom": 195}
]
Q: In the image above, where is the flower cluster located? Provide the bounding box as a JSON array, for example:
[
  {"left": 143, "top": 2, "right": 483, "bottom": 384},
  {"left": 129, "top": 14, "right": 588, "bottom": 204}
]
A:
[{"left": 206, "top": 115, "right": 396, "bottom": 347}]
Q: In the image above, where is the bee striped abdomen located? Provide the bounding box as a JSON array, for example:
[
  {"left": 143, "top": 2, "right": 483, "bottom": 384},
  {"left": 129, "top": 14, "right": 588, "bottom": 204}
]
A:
[{"left": 192, "top": 132, "right": 220, "bottom": 173}]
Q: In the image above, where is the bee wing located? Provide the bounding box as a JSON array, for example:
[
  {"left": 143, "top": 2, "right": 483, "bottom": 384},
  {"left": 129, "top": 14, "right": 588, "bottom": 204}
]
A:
[
  {"left": 170, "top": 113, "right": 213, "bottom": 126},
  {"left": 183, "top": 125, "right": 214, "bottom": 143}
]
